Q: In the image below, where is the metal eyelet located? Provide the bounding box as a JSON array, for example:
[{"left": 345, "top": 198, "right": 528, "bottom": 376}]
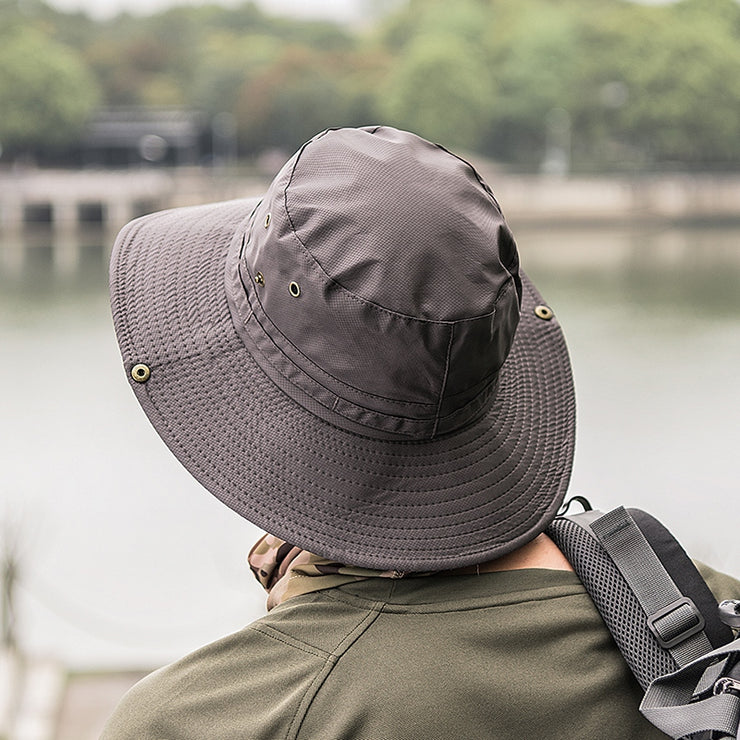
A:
[
  {"left": 131, "top": 363, "right": 151, "bottom": 383},
  {"left": 254, "top": 271, "right": 265, "bottom": 286},
  {"left": 289, "top": 281, "right": 301, "bottom": 297},
  {"left": 534, "top": 305, "right": 554, "bottom": 320}
]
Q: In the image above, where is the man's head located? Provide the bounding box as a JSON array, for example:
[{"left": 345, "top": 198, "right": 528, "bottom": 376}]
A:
[{"left": 110, "top": 126, "right": 576, "bottom": 571}]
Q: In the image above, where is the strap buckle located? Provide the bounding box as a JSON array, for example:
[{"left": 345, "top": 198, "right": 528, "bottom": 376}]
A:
[
  {"left": 719, "top": 600, "right": 740, "bottom": 630},
  {"left": 647, "top": 597, "right": 706, "bottom": 649}
]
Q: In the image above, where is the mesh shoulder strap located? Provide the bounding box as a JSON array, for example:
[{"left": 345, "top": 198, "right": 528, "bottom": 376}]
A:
[
  {"left": 547, "top": 506, "right": 730, "bottom": 690},
  {"left": 547, "top": 505, "right": 738, "bottom": 738}
]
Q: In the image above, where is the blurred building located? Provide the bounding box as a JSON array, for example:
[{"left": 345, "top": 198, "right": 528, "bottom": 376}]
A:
[{"left": 82, "top": 108, "right": 209, "bottom": 168}]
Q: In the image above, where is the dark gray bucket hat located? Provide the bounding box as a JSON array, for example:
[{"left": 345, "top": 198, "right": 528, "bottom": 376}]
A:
[{"left": 110, "top": 125, "right": 576, "bottom": 571}]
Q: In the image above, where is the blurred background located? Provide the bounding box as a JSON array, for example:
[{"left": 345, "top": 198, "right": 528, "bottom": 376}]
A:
[{"left": 1, "top": 0, "right": 739, "bottom": 736}]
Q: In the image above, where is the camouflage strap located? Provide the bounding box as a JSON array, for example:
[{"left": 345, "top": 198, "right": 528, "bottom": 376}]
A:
[{"left": 248, "top": 534, "right": 433, "bottom": 610}]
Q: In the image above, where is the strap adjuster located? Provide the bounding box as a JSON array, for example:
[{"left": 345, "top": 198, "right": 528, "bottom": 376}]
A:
[{"left": 647, "top": 597, "right": 706, "bottom": 649}]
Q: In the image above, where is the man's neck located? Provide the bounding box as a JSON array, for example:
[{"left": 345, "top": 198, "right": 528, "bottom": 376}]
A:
[{"left": 450, "top": 534, "right": 574, "bottom": 575}]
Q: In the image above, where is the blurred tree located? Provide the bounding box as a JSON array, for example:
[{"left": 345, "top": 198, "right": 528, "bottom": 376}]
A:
[
  {"left": 379, "top": 32, "right": 495, "bottom": 150},
  {"left": 4, "top": 0, "right": 740, "bottom": 170},
  {"left": 482, "top": 1, "right": 581, "bottom": 168},
  {"left": 0, "top": 25, "right": 99, "bottom": 156},
  {"left": 377, "top": 0, "right": 496, "bottom": 150},
  {"left": 235, "top": 44, "right": 373, "bottom": 154},
  {"left": 574, "top": 0, "right": 740, "bottom": 169},
  {"left": 78, "top": 2, "right": 365, "bottom": 155},
  {"left": 192, "top": 30, "right": 282, "bottom": 117},
  {"left": 84, "top": 9, "right": 198, "bottom": 106}
]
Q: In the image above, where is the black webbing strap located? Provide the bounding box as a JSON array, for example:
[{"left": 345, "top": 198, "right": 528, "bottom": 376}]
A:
[
  {"left": 628, "top": 509, "right": 732, "bottom": 651},
  {"left": 590, "top": 507, "right": 713, "bottom": 667}
]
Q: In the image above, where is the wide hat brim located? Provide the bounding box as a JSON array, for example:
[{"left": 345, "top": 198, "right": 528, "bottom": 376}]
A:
[{"left": 110, "top": 198, "right": 576, "bottom": 572}]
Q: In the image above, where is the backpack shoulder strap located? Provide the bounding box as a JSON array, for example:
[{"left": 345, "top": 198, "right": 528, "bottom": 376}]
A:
[
  {"left": 622, "top": 508, "right": 732, "bottom": 653},
  {"left": 548, "top": 503, "right": 740, "bottom": 738},
  {"left": 547, "top": 505, "right": 732, "bottom": 690}
]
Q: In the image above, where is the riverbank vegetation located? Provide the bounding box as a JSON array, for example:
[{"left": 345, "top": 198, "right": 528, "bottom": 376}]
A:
[{"left": 2, "top": 0, "right": 740, "bottom": 171}]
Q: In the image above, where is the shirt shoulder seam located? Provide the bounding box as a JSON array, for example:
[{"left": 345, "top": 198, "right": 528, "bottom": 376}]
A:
[
  {"left": 248, "top": 622, "right": 334, "bottom": 660},
  {"left": 288, "top": 600, "right": 385, "bottom": 740}
]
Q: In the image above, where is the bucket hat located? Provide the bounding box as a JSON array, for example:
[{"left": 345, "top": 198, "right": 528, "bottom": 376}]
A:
[{"left": 110, "top": 125, "right": 576, "bottom": 572}]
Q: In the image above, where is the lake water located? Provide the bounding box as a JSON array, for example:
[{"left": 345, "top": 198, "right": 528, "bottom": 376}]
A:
[{"left": 1, "top": 220, "right": 739, "bottom": 670}]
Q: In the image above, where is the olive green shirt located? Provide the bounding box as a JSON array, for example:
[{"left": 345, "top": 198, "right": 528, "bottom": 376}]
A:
[{"left": 101, "top": 565, "right": 740, "bottom": 739}]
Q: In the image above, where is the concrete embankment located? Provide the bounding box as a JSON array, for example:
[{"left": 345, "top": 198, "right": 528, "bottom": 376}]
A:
[
  {"left": 491, "top": 171, "right": 740, "bottom": 225},
  {"left": 3, "top": 167, "right": 739, "bottom": 230},
  {"left": 1, "top": 167, "right": 739, "bottom": 276}
]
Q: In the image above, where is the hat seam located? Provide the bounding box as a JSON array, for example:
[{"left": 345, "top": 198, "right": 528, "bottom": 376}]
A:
[
  {"left": 281, "top": 153, "right": 505, "bottom": 326},
  {"left": 247, "top": 269, "right": 501, "bottom": 408},
  {"left": 136, "top": 345, "right": 550, "bottom": 520},
  {"left": 289, "top": 490, "right": 552, "bottom": 542},
  {"left": 293, "top": 314, "right": 546, "bottom": 458},
  {"left": 286, "top": 212, "right": 502, "bottom": 326},
  {"left": 274, "top": 449, "right": 532, "bottom": 516},
  {"left": 294, "top": 500, "right": 551, "bottom": 546},
  {"left": 255, "top": 434, "right": 549, "bottom": 536},
  {"left": 111, "top": 216, "right": 150, "bottom": 360},
  {"left": 236, "top": 243, "right": 515, "bottom": 416},
  {"left": 233, "top": 257, "right": 503, "bottom": 440},
  {"left": 242, "top": 298, "right": 498, "bottom": 436},
  {"left": 127, "top": 338, "right": 505, "bottom": 452},
  {"left": 143, "top": 359, "right": 554, "bottom": 537},
  {"left": 235, "top": 258, "right": 441, "bottom": 410},
  {"left": 434, "top": 142, "right": 505, "bottom": 215},
  {"left": 431, "top": 323, "right": 455, "bottom": 438},
  {"left": 260, "top": 347, "right": 561, "bottom": 524},
  {"left": 239, "top": 277, "right": 435, "bottom": 425},
  {"left": 133, "top": 267, "right": 555, "bottom": 459},
  {"left": 233, "top": 265, "right": 558, "bottom": 458},
  {"left": 268, "top": 409, "right": 540, "bottom": 506}
]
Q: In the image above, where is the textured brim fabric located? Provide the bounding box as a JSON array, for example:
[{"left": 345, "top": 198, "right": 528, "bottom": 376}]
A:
[{"left": 110, "top": 198, "right": 576, "bottom": 572}]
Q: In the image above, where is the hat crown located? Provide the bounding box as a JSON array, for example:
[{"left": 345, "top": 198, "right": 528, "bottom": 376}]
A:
[
  {"left": 280, "top": 126, "right": 517, "bottom": 320},
  {"left": 231, "top": 126, "right": 522, "bottom": 440}
]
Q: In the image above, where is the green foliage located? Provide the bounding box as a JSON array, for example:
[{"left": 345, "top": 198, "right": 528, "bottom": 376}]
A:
[
  {"left": 234, "top": 43, "right": 383, "bottom": 154},
  {"left": 2, "top": 0, "right": 740, "bottom": 170},
  {"left": 377, "top": 0, "right": 497, "bottom": 150},
  {"left": 0, "top": 25, "right": 99, "bottom": 152},
  {"left": 616, "top": 5, "right": 740, "bottom": 165},
  {"left": 484, "top": 1, "right": 581, "bottom": 165},
  {"left": 380, "top": 32, "right": 495, "bottom": 149},
  {"left": 191, "top": 31, "right": 280, "bottom": 116},
  {"left": 571, "top": 0, "right": 740, "bottom": 168}
]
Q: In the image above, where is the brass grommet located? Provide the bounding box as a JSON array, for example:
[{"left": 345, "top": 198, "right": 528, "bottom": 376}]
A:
[
  {"left": 254, "top": 271, "right": 265, "bottom": 286},
  {"left": 264, "top": 212, "right": 271, "bottom": 228},
  {"left": 289, "top": 281, "right": 301, "bottom": 297},
  {"left": 534, "top": 305, "right": 554, "bottom": 321},
  {"left": 131, "top": 363, "right": 151, "bottom": 383}
]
